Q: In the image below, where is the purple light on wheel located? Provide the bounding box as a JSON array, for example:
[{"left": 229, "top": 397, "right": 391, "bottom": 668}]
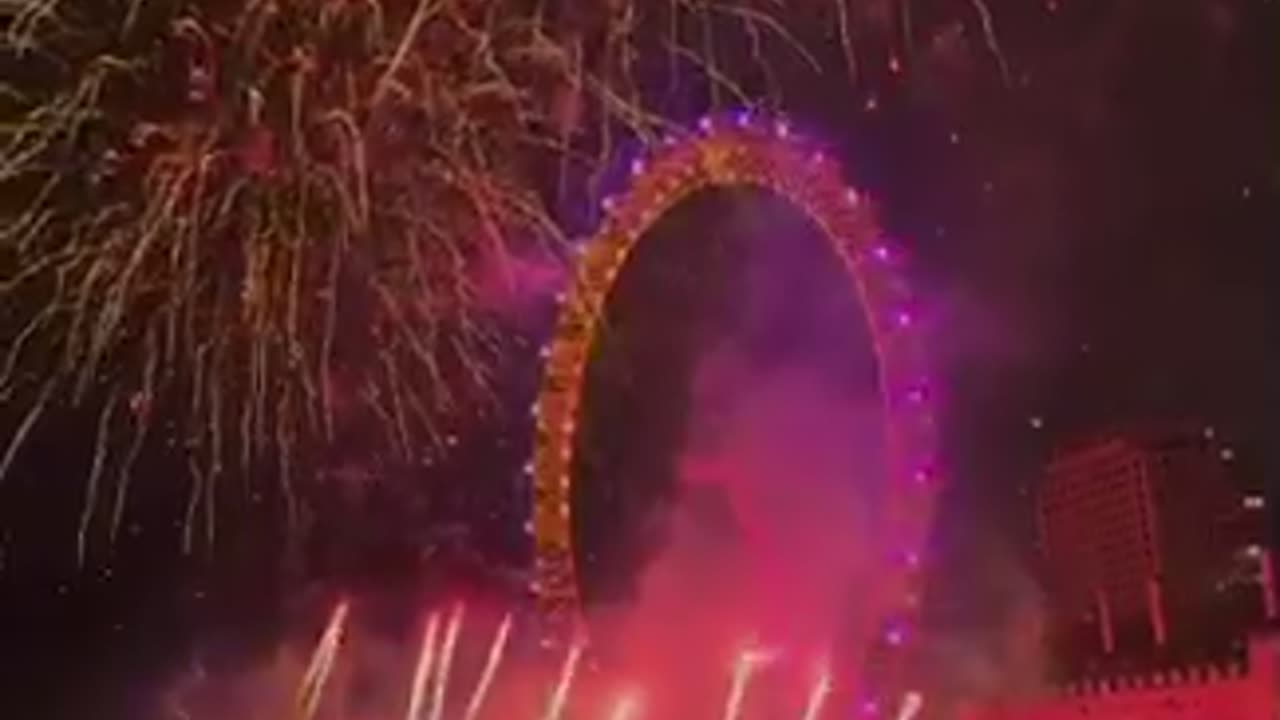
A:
[
  {"left": 895, "top": 310, "right": 913, "bottom": 328},
  {"left": 886, "top": 626, "right": 905, "bottom": 646},
  {"left": 872, "top": 244, "right": 891, "bottom": 261},
  {"left": 775, "top": 120, "right": 791, "bottom": 138},
  {"left": 601, "top": 195, "right": 617, "bottom": 212},
  {"left": 734, "top": 110, "right": 751, "bottom": 127},
  {"left": 698, "top": 115, "right": 713, "bottom": 133},
  {"left": 906, "top": 383, "right": 928, "bottom": 404},
  {"left": 630, "top": 157, "right": 646, "bottom": 176}
]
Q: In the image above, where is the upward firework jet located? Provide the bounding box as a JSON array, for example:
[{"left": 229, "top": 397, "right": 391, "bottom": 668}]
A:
[
  {"left": 801, "top": 661, "right": 834, "bottom": 720},
  {"left": 247, "top": 601, "right": 884, "bottom": 720},
  {"left": 541, "top": 638, "right": 584, "bottom": 720},
  {"left": 429, "top": 604, "right": 466, "bottom": 720},
  {"left": 461, "top": 613, "right": 512, "bottom": 720},
  {"left": 295, "top": 601, "right": 349, "bottom": 720},
  {"left": 405, "top": 612, "right": 442, "bottom": 720},
  {"left": 722, "top": 647, "right": 777, "bottom": 720}
]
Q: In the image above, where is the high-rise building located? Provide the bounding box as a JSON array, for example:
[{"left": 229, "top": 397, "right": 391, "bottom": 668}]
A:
[{"left": 1036, "top": 424, "right": 1270, "bottom": 674}]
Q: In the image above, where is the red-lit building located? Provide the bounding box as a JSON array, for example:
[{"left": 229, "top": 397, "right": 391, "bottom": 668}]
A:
[
  {"left": 1036, "top": 425, "right": 1270, "bottom": 670},
  {"left": 957, "top": 425, "right": 1277, "bottom": 718}
]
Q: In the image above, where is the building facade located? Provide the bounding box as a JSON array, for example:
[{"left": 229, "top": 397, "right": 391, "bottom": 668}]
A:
[
  {"left": 959, "top": 424, "right": 1275, "bottom": 718},
  {"left": 1037, "top": 425, "right": 1268, "bottom": 673}
]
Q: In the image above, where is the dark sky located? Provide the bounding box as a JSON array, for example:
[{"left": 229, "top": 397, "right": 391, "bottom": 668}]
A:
[{"left": 1, "top": 1, "right": 1275, "bottom": 717}]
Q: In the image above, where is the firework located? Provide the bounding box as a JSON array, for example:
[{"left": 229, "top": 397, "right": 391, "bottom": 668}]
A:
[
  {"left": 295, "top": 600, "right": 349, "bottom": 720},
  {"left": 2, "top": 0, "right": 1009, "bottom": 568},
  {"left": 247, "top": 600, "right": 899, "bottom": 720},
  {"left": 722, "top": 646, "right": 777, "bottom": 720},
  {"left": 540, "top": 637, "right": 584, "bottom": 720},
  {"left": 801, "top": 661, "right": 834, "bottom": 720},
  {"left": 405, "top": 612, "right": 442, "bottom": 720},
  {"left": 0, "top": 0, "right": 904, "bottom": 558},
  {"left": 461, "top": 612, "right": 512, "bottom": 720},
  {"left": 430, "top": 603, "right": 466, "bottom": 720}
]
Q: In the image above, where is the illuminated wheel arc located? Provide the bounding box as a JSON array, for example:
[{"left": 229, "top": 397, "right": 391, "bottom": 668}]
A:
[{"left": 529, "top": 115, "right": 939, "bottom": 668}]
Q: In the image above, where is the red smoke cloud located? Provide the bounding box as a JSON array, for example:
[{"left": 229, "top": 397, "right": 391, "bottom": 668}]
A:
[{"left": 584, "top": 339, "right": 889, "bottom": 715}]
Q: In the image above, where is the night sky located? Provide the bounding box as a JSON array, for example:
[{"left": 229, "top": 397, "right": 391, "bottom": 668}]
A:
[{"left": 1, "top": 1, "right": 1275, "bottom": 717}]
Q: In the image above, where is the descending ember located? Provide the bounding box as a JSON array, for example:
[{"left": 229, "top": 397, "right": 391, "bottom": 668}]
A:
[{"left": 2, "top": 0, "right": 959, "bottom": 558}]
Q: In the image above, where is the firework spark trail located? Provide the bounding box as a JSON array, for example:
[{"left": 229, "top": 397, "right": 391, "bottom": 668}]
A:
[
  {"left": 461, "top": 612, "right": 512, "bottom": 720},
  {"left": 0, "top": 0, "right": 887, "bottom": 557},
  {"left": 722, "top": 647, "right": 776, "bottom": 720},
  {"left": 969, "top": 0, "right": 1011, "bottom": 84},
  {"left": 541, "top": 638, "right": 585, "bottom": 720},
  {"left": 428, "top": 603, "right": 466, "bottom": 720},
  {"left": 1, "top": 0, "right": 997, "bottom": 568},
  {"left": 295, "top": 601, "right": 349, "bottom": 720},
  {"left": 800, "top": 661, "right": 833, "bottom": 720},
  {"left": 405, "top": 612, "right": 442, "bottom": 720}
]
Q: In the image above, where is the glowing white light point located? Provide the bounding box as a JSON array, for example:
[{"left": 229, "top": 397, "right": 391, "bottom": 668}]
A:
[{"left": 896, "top": 691, "right": 925, "bottom": 720}]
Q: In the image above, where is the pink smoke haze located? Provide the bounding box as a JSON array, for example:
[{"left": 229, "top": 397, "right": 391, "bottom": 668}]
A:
[
  {"left": 471, "top": 244, "right": 566, "bottom": 329},
  {"left": 578, "top": 335, "right": 889, "bottom": 715}
]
